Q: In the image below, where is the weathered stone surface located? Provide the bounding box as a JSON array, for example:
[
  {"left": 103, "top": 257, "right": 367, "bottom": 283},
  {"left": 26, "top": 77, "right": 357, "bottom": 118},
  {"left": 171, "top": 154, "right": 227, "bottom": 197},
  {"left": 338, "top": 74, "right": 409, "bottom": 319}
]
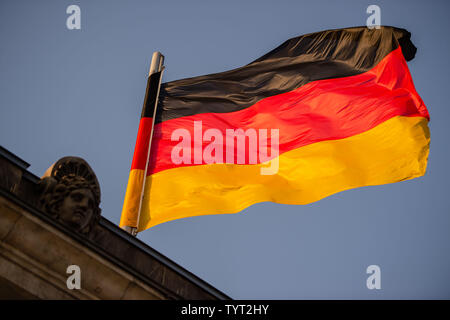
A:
[{"left": 0, "top": 198, "right": 22, "bottom": 240}]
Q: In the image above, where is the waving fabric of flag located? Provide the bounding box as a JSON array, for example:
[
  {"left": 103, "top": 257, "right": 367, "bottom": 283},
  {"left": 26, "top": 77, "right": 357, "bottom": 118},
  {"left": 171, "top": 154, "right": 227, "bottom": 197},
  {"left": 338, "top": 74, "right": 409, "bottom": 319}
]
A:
[{"left": 120, "top": 26, "right": 430, "bottom": 232}]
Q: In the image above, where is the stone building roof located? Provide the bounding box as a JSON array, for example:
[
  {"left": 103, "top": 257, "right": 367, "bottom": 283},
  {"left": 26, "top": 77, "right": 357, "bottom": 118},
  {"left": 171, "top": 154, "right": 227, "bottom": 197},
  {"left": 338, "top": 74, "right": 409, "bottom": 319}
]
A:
[{"left": 0, "top": 146, "right": 231, "bottom": 300}]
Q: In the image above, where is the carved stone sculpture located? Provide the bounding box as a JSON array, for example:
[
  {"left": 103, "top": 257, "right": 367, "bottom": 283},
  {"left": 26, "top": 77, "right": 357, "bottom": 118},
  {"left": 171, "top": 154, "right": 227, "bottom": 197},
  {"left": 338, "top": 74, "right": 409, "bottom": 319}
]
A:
[{"left": 39, "top": 157, "right": 101, "bottom": 235}]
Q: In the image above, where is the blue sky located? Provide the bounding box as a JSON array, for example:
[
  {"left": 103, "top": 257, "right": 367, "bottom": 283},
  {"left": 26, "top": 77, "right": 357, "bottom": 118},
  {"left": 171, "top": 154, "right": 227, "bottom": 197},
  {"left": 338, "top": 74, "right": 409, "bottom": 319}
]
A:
[{"left": 1, "top": 0, "right": 449, "bottom": 299}]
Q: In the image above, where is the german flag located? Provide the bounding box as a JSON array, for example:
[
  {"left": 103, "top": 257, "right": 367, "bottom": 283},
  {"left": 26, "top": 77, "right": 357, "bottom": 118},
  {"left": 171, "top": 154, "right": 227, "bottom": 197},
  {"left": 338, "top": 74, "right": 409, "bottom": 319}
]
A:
[{"left": 120, "top": 26, "right": 430, "bottom": 232}]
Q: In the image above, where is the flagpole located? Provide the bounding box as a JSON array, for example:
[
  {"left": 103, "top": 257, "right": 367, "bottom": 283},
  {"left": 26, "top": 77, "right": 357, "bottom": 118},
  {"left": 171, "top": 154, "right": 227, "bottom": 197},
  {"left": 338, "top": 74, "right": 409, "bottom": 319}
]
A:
[{"left": 123, "top": 51, "right": 164, "bottom": 236}]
